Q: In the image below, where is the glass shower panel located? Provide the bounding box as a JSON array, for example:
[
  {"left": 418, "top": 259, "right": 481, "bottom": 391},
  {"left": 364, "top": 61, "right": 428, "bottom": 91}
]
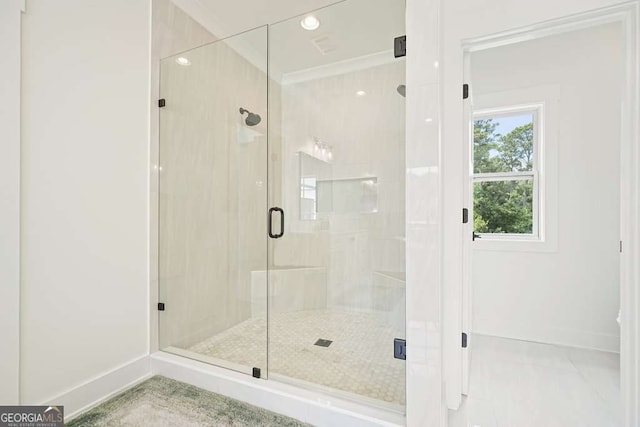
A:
[
  {"left": 158, "top": 26, "right": 268, "bottom": 377},
  {"left": 268, "top": 0, "right": 406, "bottom": 410}
]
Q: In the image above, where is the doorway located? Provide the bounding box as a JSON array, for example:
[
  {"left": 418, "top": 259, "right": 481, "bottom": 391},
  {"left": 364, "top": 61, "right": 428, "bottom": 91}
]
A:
[{"left": 456, "top": 19, "right": 625, "bottom": 426}]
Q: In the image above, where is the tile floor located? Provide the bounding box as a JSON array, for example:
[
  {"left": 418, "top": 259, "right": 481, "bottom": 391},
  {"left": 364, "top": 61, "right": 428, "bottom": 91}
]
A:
[
  {"left": 449, "top": 334, "right": 620, "bottom": 427},
  {"left": 189, "top": 309, "right": 406, "bottom": 407}
]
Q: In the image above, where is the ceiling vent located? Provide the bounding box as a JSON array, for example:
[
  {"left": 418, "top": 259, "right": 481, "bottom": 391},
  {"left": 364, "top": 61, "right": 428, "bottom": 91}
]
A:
[{"left": 311, "top": 35, "right": 337, "bottom": 55}]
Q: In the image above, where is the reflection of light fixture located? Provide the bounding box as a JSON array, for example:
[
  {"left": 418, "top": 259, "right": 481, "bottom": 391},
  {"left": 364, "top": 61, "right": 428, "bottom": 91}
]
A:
[
  {"left": 176, "top": 57, "right": 191, "bottom": 66},
  {"left": 300, "top": 15, "right": 320, "bottom": 31},
  {"left": 356, "top": 90, "right": 366, "bottom": 97},
  {"left": 312, "top": 138, "right": 332, "bottom": 162}
]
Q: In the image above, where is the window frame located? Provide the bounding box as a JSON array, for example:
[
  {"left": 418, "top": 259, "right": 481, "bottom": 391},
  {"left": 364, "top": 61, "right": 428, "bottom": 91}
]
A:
[{"left": 471, "top": 103, "right": 543, "bottom": 241}]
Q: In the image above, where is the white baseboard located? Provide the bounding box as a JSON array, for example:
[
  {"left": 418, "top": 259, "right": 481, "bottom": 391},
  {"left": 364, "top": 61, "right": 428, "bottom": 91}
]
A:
[
  {"left": 473, "top": 328, "right": 620, "bottom": 353},
  {"left": 150, "top": 351, "right": 405, "bottom": 427},
  {"left": 40, "top": 355, "right": 151, "bottom": 421}
]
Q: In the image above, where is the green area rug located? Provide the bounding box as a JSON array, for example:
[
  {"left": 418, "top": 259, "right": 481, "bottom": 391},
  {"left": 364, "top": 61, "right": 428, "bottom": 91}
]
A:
[{"left": 67, "top": 376, "right": 310, "bottom": 426}]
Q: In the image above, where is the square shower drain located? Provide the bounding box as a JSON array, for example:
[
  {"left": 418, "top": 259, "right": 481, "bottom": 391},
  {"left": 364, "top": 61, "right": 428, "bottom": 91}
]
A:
[{"left": 314, "top": 338, "right": 333, "bottom": 347}]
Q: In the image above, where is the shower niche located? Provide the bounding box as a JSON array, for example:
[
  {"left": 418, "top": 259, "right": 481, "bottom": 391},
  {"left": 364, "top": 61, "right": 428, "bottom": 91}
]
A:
[
  {"left": 299, "top": 152, "right": 379, "bottom": 220},
  {"left": 158, "top": 0, "right": 406, "bottom": 412}
]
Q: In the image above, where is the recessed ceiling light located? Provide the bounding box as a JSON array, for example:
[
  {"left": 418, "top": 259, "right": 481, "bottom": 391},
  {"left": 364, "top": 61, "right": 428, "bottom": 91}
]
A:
[
  {"left": 300, "top": 15, "right": 320, "bottom": 31},
  {"left": 356, "top": 90, "right": 366, "bottom": 97},
  {"left": 175, "top": 57, "right": 191, "bottom": 66}
]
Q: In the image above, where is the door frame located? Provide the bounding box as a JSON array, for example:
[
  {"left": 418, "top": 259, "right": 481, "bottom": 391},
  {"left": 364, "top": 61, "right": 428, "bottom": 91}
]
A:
[
  {"left": 460, "top": 53, "right": 472, "bottom": 396},
  {"left": 459, "top": 3, "right": 640, "bottom": 424},
  {"left": 0, "top": 0, "right": 23, "bottom": 405}
]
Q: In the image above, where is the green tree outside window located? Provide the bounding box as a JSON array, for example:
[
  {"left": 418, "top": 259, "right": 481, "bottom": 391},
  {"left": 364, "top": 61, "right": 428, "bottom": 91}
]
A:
[{"left": 473, "top": 116, "right": 535, "bottom": 234}]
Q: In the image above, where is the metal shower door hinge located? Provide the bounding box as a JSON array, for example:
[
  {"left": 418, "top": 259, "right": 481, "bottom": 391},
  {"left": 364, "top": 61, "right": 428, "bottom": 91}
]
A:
[
  {"left": 463, "top": 84, "right": 469, "bottom": 99},
  {"left": 158, "top": 302, "right": 165, "bottom": 311},
  {"left": 394, "top": 35, "right": 406, "bottom": 58},
  {"left": 394, "top": 338, "right": 406, "bottom": 360},
  {"left": 158, "top": 98, "right": 166, "bottom": 108},
  {"left": 462, "top": 332, "right": 468, "bottom": 348}
]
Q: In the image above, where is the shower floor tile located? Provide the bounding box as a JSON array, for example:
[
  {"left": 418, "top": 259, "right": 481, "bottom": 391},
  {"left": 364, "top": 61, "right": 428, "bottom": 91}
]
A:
[{"left": 189, "top": 309, "right": 406, "bottom": 407}]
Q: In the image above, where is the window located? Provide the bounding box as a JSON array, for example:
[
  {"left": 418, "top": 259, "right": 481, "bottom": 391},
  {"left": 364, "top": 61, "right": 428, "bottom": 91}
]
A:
[{"left": 472, "top": 106, "right": 540, "bottom": 239}]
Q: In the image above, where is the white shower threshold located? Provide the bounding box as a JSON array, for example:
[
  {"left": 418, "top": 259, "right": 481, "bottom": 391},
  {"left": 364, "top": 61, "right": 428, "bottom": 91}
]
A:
[
  {"left": 162, "top": 345, "right": 404, "bottom": 413},
  {"left": 150, "top": 351, "right": 405, "bottom": 427}
]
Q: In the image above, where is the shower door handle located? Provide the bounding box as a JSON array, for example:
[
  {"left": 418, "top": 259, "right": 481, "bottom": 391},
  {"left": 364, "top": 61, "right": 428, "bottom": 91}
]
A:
[{"left": 268, "top": 207, "right": 284, "bottom": 239}]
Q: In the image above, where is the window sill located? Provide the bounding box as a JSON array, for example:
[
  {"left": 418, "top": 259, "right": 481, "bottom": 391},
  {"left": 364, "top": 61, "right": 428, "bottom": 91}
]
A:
[{"left": 473, "top": 236, "right": 557, "bottom": 253}]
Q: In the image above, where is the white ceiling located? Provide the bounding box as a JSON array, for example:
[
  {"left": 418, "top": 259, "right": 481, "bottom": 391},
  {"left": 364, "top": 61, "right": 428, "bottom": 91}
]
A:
[{"left": 170, "top": 0, "right": 405, "bottom": 75}]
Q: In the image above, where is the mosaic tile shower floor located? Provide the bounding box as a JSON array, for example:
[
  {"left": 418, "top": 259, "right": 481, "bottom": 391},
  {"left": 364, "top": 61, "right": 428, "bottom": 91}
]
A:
[{"left": 189, "top": 309, "right": 406, "bottom": 406}]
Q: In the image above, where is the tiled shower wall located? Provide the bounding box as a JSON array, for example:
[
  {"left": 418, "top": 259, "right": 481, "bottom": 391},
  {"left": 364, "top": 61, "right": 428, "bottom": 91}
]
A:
[
  {"left": 158, "top": 37, "right": 268, "bottom": 349},
  {"left": 153, "top": 1, "right": 285, "bottom": 350},
  {"left": 276, "top": 61, "right": 406, "bottom": 315},
  {"left": 150, "top": 0, "right": 218, "bottom": 353}
]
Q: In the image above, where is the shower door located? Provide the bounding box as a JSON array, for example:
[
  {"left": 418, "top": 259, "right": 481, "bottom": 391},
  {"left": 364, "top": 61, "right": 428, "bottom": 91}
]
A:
[
  {"left": 268, "top": 0, "right": 407, "bottom": 411},
  {"left": 158, "top": 26, "right": 269, "bottom": 377},
  {"left": 157, "top": 0, "right": 407, "bottom": 409}
]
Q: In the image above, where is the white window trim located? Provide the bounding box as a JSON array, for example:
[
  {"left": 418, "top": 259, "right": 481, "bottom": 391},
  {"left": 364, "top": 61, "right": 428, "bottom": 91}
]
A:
[{"left": 472, "top": 103, "right": 543, "bottom": 241}]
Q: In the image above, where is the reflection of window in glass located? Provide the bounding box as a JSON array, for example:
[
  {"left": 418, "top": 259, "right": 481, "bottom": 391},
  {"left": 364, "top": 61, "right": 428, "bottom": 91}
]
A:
[
  {"left": 300, "top": 176, "right": 317, "bottom": 220},
  {"left": 472, "top": 107, "right": 540, "bottom": 238}
]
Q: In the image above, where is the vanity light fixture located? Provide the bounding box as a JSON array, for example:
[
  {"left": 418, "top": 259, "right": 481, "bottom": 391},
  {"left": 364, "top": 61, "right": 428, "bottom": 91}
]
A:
[{"left": 312, "top": 138, "right": 332, "bottom": 162}]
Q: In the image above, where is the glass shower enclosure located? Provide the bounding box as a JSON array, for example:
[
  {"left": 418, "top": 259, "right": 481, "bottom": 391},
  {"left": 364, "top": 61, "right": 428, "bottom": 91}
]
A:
[{"left": 158, "top": 0, "right": 406, "bottom": 412}]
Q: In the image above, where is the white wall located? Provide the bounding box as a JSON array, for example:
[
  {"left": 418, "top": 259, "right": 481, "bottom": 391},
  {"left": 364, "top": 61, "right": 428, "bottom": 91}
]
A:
[
  {"left": 471, "top": 24, "right": 623, "bottom": 352},
  {"left": 20, "top": 0, "right": 150, "bottom": 406},
  {"left": 0, "top": 0, "right": 22, "bottom": 405}
]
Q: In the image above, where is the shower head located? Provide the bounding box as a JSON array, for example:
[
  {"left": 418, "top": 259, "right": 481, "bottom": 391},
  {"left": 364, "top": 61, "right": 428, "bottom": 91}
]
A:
[
  {"left": 239, "top": 107, "right": 262, "bottom": 126},
  {"left": 396, "top": 84, "right": 406, "bottom": 98}
]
